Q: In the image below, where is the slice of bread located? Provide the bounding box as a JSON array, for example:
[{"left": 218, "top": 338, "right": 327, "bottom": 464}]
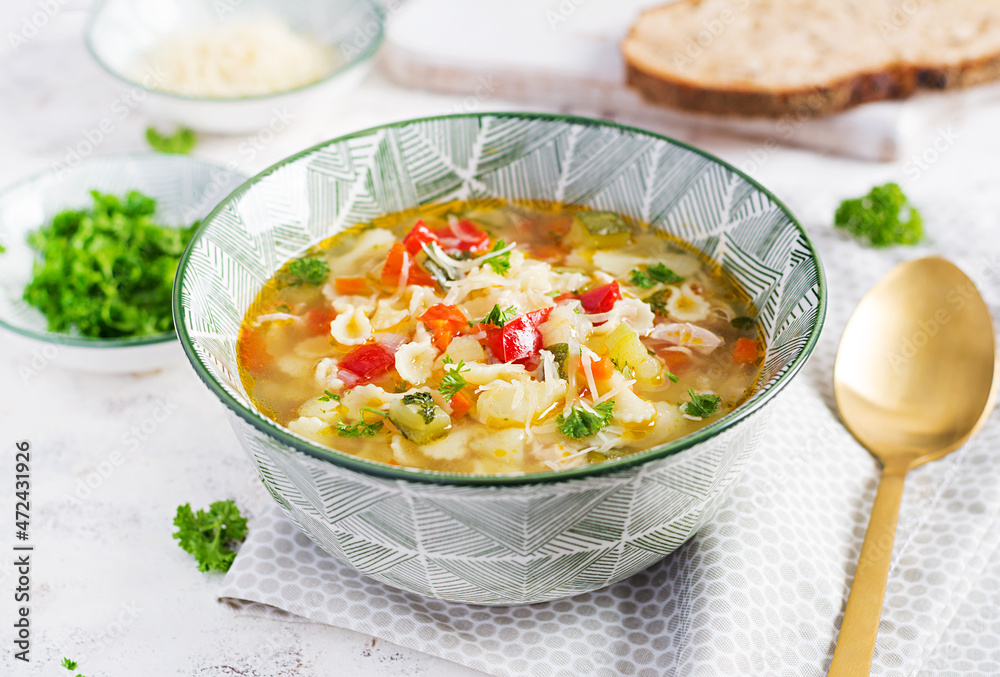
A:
[{"left": 622, "top": 0, "right": 1000, "bottom": 117}]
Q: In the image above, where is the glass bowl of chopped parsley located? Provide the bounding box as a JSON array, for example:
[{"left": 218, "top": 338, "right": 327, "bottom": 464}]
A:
[{"left": 0, "top": 154, "right": 245, "bottom": 373}]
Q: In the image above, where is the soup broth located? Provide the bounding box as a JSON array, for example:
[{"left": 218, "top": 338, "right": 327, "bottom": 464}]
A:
[{"left": 238, "top": 200, "right": 763, "bottom": 474}]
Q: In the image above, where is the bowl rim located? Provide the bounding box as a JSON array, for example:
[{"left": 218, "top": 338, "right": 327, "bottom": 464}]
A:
[
  {"left": 173, "top": 112, "right": 828, "bottom": 487},
  {"left": 83, "top": 0, "right": 385, "bottom": 104},
  {"left": 0, "top": 152, "right": 246, "bottom": 350}
]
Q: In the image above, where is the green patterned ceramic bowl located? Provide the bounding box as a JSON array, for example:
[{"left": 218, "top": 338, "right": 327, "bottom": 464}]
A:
[{"left": 174, "top": 113, "right": 826, "bottom": 605}]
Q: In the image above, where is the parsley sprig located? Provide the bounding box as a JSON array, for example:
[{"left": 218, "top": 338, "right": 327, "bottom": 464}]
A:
[
  {"left": 629, "top": 263, "right": 683, "bottom": 289},
  {"left": 146, "top": 125, "right": 197, "bottom": 154},
  {"left": 439, "top": 357, "right": 470, "bottom": 401},
  {"left": 317, "top": 389, "right": 341, "bottom": 402},
  {"left": 557, "top": 400, "right": 615, "bottom": 439},
  {"left": 336, "top": 407, "right": 387, "bottom": 437},
  {"left": 477, "top": 304, "right": 517, "bottom": 328},
  {"left": 682, "top": 389, "right": 721, "bottom": 418},
  {"left": 483, "top": 239, "right": 512, "bottom": 275},
  {"left": 173, "top": 500, "right": 248, "bottom": 573},
  {"left": 642, "top": 289, "right": 670, "bottom": 317}
]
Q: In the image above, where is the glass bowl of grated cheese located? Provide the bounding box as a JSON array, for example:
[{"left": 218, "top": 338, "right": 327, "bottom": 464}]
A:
[{"left": 85, "top": 0, "right": 383, "bottom": 133}]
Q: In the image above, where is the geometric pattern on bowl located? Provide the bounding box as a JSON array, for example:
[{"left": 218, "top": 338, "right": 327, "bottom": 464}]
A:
[{"left": 175, "top": 113, "right": 825, "bottom": 604}]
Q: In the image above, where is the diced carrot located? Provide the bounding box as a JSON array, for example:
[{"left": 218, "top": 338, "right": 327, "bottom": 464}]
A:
[
  {"left": 733, "top": 337, "right": 758, "bottom": 365},
  {"left": 529, "top": 244, "right": 565, "bottom": 263},
  {"left": 381, "top": 243, "right": 435, "bottom": 288},
  {"left": 238, "top": 326, "right": 272, "bottom": 372},
  {"left": 450, "top": 390, "right": 474, "bottom": 418},
  {"left": 578, "top": 355, "right": 615, "bottom": 381},
  {"left": 425, "top": 322, "right": 455, "bottom": 351},
  {"left": 660, "top": 350, "right": 690, "bottom": 375},
  {"left": 335, "top": 277, "right": 368, "bottom": 294}
]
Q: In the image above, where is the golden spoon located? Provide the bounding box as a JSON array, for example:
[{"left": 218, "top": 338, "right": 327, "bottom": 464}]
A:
[{"left": 828, "top": 256, "right": 998, "bottom": 676}]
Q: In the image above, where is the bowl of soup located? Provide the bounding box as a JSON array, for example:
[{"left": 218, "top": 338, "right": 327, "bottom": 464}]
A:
[{"left": 174, "top": 113, "right": 826, "bottom": 605}]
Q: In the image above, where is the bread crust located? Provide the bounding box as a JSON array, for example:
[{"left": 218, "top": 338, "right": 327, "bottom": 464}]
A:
[{"left": 623, "top": 11, "right": 1000, "bottom": 118}]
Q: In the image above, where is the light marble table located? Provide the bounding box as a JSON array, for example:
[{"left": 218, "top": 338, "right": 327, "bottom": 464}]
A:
[{"left": 2, "top": 2, "right": 1000, "bottom": 675}]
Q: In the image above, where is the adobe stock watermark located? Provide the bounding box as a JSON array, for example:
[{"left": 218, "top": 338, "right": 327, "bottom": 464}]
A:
[
  {"left": 6, "top": 0, "right": 72, "bottom": 53},
  {"left": 903, "top": 126, "right": 961, "bottom": 181},
  {"left": 545, "top": 0, "right": 588, "bottom": 31},
  {"left": 340, "top": 0, "right": 399, "bottom": 60},
  {"left": 878, "top": 0, "right": 929, "bottom": 39},
  {"left": 181, "top": 107, "right": 296, "bottom": 222},
  {"left": 66, "top": 600, "right": 143, "bottom": 664},
  {"left": 51, "top": 65, "right": 170, "bottom": 178},
  {"left": 61, "top": 398, "right": 180, "bottom": 507},
  {"left": 738, "top": 89, "right": 832, "bottom": 175},
  {"left": 17, "top": 343, "right": 63, "bottom": 384},
  {"left": 669, "top": 0, "right": 750, "bottom": 72},
  {"left": 888, "top": 252, "right": 1000, "bottom": 372}
]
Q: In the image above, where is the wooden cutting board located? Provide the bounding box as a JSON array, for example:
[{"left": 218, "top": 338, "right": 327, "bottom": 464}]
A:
[{"left": 381, "top": 0, "right": 1000, "bottom": 161}]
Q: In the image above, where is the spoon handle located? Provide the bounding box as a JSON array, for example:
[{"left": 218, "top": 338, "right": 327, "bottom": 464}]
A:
[{"left": 828, "top": 465, "right": 907, "bottom": 677}]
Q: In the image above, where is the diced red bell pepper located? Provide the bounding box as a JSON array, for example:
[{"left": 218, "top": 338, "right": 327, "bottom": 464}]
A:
[
  {"left": 402, "top": 220, "right": 440, "bottom": 255},
  {"left": 445, "top": 220, "right": 490, "bottom": 253},
  {"left": 304, "top": 306, "right": 337, "bottom": 335},
  {"left": 419, "top": 304, "right": 468, "bottom": 351},
  {"left": 339, "top": 342, "right": 396, "bottom": 383},
  {"left": 484, "top": 307, "right": 553, "bottom": 363},
  {"left": 381, "top": 243, "right": 436, "bottom": 288},
  {"left": 579, "top": 281, "right": 621, "bottom": 314},
  {"left": 403, "top": 219, "right": 490, "bottom": 256}
]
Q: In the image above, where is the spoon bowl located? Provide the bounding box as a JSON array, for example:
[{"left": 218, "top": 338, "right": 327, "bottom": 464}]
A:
[{"left": 828, "top": 256, "right": 997, "bottom": 676}]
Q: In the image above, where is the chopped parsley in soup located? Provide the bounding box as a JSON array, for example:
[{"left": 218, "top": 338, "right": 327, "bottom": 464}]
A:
[{"left": 237, "top": 200, "right": 763, "bottom": 474}]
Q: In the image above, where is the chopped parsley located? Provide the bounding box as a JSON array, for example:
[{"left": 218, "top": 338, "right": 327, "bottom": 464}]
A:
[
  {"left": 557, "top": 400, "right": 615, "bottom": 439},
  {"left": 22, "top": 190, "right": 196, "bottom": 338},
  {"left": 642, "top": 289, "right": 670, "bottom": 317},
  {"left": 172, "top": 500, "right": 248, "bottom": 573},
  {"left": 286, "top": 257, "right": 330, "bottom": 286},
  {"left": 730, "top": 316, "right": 755, "bottom": 331},
  {"left": 478, "top": 303, "right": 517, "bottom": 327},
  {"left": 61, "top": 658, "right": 78, "bottom": 671},
  {"left": 665, "top": 369, "right": 680, "bottom": 383},
  {"left": 394, "top": 379, "right": 411, "bottom": 393},
  {"left": 610, "top": 356, "right": 634, "bottom": 380},
  {"left": 336, "top": 407, "right": 387, "bottom": 437},
  {"left": 317, "top": 389, "right": 341, "bottom": 402},
  {"left": 438, "top": 357, "right": 469, "bottom": 401},
  {"left": 401, "top": 392, "right": 438, "bottom": 424},
  {"left": 146, "top": 125, "right": 197, "bottom": 154},
  {"left": 682, "top": 389, "right": 721, "bottom": 418},
  {"left": 483, "top": 239, "right": 511, "bottom": 275},
  {"left": 629, "top": 263, "right": 684, "bottom": 288}
]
